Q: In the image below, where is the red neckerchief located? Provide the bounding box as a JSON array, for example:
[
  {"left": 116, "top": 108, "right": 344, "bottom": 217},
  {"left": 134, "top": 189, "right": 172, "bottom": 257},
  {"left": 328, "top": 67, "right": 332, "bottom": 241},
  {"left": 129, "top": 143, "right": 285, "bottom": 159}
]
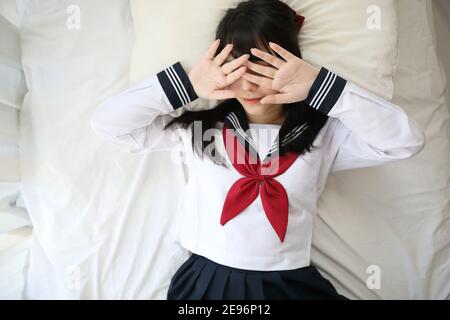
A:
[
  {"left": 218, "top": 10, "right": 305, "bottom": 243},
  {"left": 220, "top": 123, "right": 300, "bottom": 243}
]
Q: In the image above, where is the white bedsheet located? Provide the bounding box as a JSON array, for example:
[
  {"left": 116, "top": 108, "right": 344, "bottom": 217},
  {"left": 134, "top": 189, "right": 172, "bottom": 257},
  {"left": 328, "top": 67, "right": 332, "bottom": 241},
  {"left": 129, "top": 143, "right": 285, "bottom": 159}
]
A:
[
  {"left": 311, "top": 0, "right": 449, "bottom": 299},
  {"left": 0, "top": 0, "right": 30, "bottom": 300},
  {"left": 5, "top": 0, "right": 448, "bottom": 299},
  {"left": 18, "top": 0, "right": 143, "bottom": 298}
]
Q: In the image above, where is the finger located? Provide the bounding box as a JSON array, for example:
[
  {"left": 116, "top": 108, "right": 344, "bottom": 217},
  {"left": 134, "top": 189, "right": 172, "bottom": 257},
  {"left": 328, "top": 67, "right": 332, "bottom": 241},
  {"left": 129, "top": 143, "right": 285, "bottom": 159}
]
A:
[
  {"left": 250, "top": 47, "right": 284, "bottom": 69},
  {"left": 204, "top": 39, "right": 221, "bottom": 60},
  {"left": 226, "top": 66, "right": 247, "bottom": 85},
  {"left": 245, "top": 60, "right": 276, "bottom": 79},
  {"left": 260, "top": 93, "right": 291, "bottom": 104},
  {"left": 268, "top": 42, "right": 296, "bottom": 61},
  {"left": 211, "top": 89, "right": 236, "bottom": 100},
  {"left": 242, "top": 73, "right": 273, "bottom": 89},
  {"left": 222, "top": 54, "right": 250, "bottom": 75},
  {"left": 213, "top": 43, "right": 233, "bottom": 65}
]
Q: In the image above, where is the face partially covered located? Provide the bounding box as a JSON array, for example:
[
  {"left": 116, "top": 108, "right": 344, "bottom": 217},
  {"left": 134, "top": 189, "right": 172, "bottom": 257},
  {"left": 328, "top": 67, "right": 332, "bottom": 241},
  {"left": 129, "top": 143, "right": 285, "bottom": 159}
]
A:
[{"left": 224, "top": 45, "right": 284, "bottom": 123}]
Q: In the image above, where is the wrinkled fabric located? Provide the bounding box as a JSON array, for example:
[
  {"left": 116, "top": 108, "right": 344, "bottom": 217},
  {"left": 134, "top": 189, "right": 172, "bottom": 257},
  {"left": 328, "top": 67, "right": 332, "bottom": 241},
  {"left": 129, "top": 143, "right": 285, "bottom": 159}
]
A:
[{"left": 167, "top": 253, "right": 349, "bottom": 300}]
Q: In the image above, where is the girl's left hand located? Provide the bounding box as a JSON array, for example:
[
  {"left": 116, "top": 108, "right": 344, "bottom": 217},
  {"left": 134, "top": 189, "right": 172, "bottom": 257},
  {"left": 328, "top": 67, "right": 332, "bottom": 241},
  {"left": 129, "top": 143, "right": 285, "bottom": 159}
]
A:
[{"left": 243, "top": 42, "right": 320, "bottom": 104}]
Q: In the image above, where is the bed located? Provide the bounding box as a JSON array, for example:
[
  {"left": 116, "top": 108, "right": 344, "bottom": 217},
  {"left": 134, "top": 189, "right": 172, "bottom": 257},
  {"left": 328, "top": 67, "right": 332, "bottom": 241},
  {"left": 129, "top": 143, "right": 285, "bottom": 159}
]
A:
[{"left": 0, "top": 0, "right": 448, "bottom": 299}]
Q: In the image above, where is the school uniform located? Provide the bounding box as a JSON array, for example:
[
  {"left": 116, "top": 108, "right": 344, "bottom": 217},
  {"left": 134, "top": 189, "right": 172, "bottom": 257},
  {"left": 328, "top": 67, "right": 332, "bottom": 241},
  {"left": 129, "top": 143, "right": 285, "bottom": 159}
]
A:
[{"left": 90, "top": 61, "right": 425, "bottom": 300}]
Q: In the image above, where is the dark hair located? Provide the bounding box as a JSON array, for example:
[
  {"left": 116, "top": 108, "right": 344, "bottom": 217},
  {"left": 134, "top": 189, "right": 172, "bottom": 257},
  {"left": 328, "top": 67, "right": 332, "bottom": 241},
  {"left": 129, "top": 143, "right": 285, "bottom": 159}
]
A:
[{"left": 164, "top": 0, "right": 329, "bottom": 165}]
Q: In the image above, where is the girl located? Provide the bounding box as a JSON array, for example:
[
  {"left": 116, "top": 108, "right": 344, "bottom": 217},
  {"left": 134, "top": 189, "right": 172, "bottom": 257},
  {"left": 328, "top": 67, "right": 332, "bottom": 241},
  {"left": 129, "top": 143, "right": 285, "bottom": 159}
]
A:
[{"left": 90, "top": 0, "right": 425, "bottom": 300}]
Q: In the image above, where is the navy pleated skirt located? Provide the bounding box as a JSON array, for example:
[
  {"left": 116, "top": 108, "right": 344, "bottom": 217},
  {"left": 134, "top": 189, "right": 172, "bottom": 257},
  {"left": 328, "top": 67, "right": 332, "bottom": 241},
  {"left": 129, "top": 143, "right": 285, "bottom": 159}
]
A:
[{"left": 167, "top": 253, "right": 349, "bottom": 300}]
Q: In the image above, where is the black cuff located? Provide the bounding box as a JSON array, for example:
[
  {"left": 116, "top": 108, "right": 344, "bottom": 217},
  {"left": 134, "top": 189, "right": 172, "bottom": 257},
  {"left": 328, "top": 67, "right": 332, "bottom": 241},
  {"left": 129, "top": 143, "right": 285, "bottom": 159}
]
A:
[
  {"left": 157, "top": 61, "right": 199, "bottom": 110},
  {"left": 304, "top": 67, "right": 347, "bottom": 115}
]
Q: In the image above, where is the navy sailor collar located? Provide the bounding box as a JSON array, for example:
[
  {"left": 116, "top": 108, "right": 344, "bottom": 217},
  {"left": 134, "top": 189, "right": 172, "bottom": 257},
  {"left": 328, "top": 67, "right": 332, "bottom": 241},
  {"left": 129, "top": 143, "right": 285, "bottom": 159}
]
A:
[{"left": 222, "top": 100, "right": 307, "bottom": 163}]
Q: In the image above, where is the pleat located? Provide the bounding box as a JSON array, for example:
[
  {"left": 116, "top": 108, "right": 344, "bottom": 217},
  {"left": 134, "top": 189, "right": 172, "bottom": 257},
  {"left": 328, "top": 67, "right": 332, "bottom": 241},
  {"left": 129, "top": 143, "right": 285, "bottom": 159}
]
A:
[
  {"left": 277, "top": 266, "right": 347, "bottom": 300},
  {"left": 189, "top": 258, "right": 219, "bottom": 299},
  {"left": 168, "top": 254, "right": 349, "bottom": 300},
  {"left": 245, "top": 272, "right": 265, "bottom": 300},
  {"left": 277, "top": 271, "right": 308, "bottom": 299},
  {"left": 167, "top": 255, "right": 207, "bottom": 300},
  {"left": 307, "top": 267, "right": 349, "bottom": 300},
  {"left": 261, "top": 272, "right": 289, "bottom": 299},
  {"left": 223, "top": 270, "right": 246, "bottom": 300},
  {"left": 203, "top": 265, "right": 231, "bottom": 300}
]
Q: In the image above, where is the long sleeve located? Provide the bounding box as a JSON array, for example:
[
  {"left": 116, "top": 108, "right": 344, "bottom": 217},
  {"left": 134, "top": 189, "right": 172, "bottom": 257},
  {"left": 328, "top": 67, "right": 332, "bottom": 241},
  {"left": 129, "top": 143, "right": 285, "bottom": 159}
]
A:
[
  {"left": 304, "top": 67, "right": 426, "bottom": 173},
  {"left": 90, "top": 62, "right": 198, "bottom": 154}
]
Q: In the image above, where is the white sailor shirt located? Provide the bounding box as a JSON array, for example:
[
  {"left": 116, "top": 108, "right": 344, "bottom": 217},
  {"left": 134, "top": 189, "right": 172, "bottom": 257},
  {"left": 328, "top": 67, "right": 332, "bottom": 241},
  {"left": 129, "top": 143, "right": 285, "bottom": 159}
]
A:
[{"left": 90, "top": 61, "right": 426, "bottom": 271}]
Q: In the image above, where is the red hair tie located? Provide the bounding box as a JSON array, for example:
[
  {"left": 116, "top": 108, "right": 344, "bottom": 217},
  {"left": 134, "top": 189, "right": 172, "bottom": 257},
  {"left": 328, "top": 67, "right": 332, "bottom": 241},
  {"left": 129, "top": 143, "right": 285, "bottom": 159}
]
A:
[{"left": 292, "top": 10, "right": 305, "bottom": 33}]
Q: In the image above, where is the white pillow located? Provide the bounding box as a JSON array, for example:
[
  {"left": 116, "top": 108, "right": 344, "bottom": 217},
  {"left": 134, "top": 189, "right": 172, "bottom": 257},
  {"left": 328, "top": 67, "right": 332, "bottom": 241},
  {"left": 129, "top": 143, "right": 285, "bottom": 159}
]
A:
[{"left": 130, "top": 0, "right": 398, "bottom": 115}]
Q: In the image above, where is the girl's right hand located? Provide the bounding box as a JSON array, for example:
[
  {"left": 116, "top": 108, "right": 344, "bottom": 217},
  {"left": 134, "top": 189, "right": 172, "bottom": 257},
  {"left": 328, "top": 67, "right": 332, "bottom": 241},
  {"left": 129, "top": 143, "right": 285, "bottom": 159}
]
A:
[{"left": 188, "top": 39, "right": 249, "bottom": 100}]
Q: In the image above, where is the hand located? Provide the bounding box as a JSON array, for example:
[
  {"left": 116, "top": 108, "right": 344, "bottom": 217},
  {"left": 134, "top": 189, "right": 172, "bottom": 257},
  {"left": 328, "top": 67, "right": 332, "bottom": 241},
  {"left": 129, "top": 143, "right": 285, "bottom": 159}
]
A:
[
  {"left": 242, "top": 42, "right": 320, "bottom": 104},
  {"left": 188, "top": 39, "right": 250, "bottom": 100}
]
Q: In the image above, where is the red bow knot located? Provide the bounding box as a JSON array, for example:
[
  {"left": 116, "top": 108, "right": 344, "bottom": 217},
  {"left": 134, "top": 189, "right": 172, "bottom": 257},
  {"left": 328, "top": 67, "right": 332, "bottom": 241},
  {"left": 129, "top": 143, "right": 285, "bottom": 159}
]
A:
[
  {"left": 293, "top": 10, "right": 305, "bottom": 33},
  {"left": 220, "top": 125, "right": 299, "bottom": 243}
]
